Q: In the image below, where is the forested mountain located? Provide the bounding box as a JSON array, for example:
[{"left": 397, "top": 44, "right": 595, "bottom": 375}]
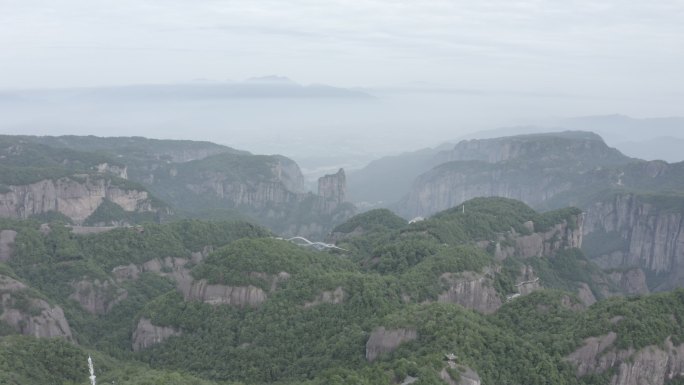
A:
[
  {"left": 2, "top": 197, "right": 684, "bottom": 385},
  {"left": 0, "top": 135, "right": 354, "bottom": 238}
]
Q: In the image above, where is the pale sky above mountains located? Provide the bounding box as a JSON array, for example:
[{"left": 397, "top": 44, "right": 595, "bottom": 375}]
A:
[
  {"left": 1, "top": 0, "right": 683, "bottom": 171},
  {"left": 2, "top": 0, "right": 682, "bottom": 104}
]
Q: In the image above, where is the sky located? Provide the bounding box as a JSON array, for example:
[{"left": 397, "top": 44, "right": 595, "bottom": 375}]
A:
[
  {"left": 1, "top": 0, "right": 683, "bottom": 173},
  {"left": 2, "top": 0, "right": 683, "bottom": 96}
]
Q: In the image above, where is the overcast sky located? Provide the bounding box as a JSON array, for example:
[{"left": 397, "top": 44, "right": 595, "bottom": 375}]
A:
[
  {"left": 1, "top": 0, "right": 683, "bottom": 99},
  {"left": 1, "top": 0, "right": 683, "bottom": 169}
]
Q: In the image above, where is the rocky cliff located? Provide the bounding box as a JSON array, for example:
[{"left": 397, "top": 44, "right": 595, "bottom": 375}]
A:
[
  {"left": 493, "top": 217, "right": 584, "bottom": 260},
  {"left": 0, "top": 229, "right": 17, "bottom": 262},
  {"left": 583, "top": 193, "right": 684, "bottom": 291},
  {"left": 437, "top": 271, "right": 502, "bottom": 314},
  {"left": 401, "top": 132, "right": 634, "bottom": 218},
  {"left": 0, "top": 176, "right": 160, "bottom": 224},
  {"left": 566, "top": 333, "right": 684, "bottom": 385},
  {"left": 365, "top": 327, "right": 417, "bottom": 362},
  {"left": 69, "top": 279, "right": 128, "bottom": 315},
  {"left": 113, "top": 253, "right": 289, "bottom": 308},
  {"left": 315, "top": 168, "right": 348, "bottom": 216},
  {"left": 0, "top": 274, "right": 72, "bottom": 339},
  {"left": 132, "top": 317, "right": 182, "bottom": 351}
]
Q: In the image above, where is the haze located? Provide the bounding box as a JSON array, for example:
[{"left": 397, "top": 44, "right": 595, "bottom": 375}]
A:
[{"left": 1, "top": 0, "right": 683, "bottom": 176}]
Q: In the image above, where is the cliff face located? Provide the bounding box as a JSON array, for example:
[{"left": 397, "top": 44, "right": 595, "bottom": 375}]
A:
[
  {"left": 403, "top": 163, "right": 581, "bottom": 218},
  {"left": 493, "top": 217, "right": 584, "bottom": 260},
  {"left": 365, "top": 327, "right": 417, "bottom": 362},
  {"left": 96, "top": 162, "right": 128, "bottom": 179},
  {"left": 402, "top": 132, "right": 632, "bottom": 218},
  {"left": 0, "top": 229, "right": 17, "bottom": 262},
  {"left": 566, "top": 333, "right": 684, "bottom": 385},
  {"left": 437, "top": 271, "right": 502, "bottom": 314},
  {"left": 0, "top": 176, "right": 158, "bottom": 223},
  {"left": 0, "top": 275, "right": 72, "bottom": 339},
  {"left": 132, "top": 317, "right": 181, "bottom": 352},
  {"left": 583, "top": 193, "right": 684, "bottom": 290},
  {"left": 113, "top": 253, "right": 289, "bottom": 309},
  {"left": 318, "top": 169, "right": 346, "bottom": 204},
  {"left": 69, "top": 279, "right": 128, "bottom": 315}
]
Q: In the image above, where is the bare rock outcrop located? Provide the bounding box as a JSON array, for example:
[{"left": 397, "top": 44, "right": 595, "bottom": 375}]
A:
[
  {"left": 0, "top": 229, "right": 17, "bottom": 261},
  {"left": 184, "top": 280, "right": 267, "bottom": 307},
  {"left": 69, "top": 279, "right": 128, "bottom": 315},
  {"left": 576, "top": 283, "right": 597, "bottom": 306},
  {"left": 303, "top": 287, "right": 345, "bottom": 308},
  {"left": 0, "top": 275, "right": 72, "bottom": 339},
  {"left": 112, "top": 253, "right": 285, "bottom": 308},
  {"left": 437, "top": 271, "right": 502, "bottom": 314},
  {"left": 608, "top": 268, "right": 650, "bottom": 296},
  {"left": 584, "top": 193, "right": 684, "bottom": 291},
  {"left": 131, "top": 317, "right": 181, "bottom": 351},
  {"left": 440, "top": 366, "right": 481, "bottom": 385},
  {"left": 0, "top": 176, "right": 157, "bottom": 223},
  {"left": 566, "top": 334, "right": 684, "bottom": 385},
  {"left": 515, "top": 265, "right": 541, "bottom": 295},
  {"left": 493, "top": 216, "right": 584, "bottom": 260},
  {"left": 365, "top": 327, "right": 418, "bottom": 362},
  {"left": 96, "top": 163, "right": 128, "bottom": 179}
]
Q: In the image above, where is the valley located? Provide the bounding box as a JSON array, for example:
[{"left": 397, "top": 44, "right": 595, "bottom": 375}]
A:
[{"left": 1, "top": 130, "right": 684, "bottom": 385}]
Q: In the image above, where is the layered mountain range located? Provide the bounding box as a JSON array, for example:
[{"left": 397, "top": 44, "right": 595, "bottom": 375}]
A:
[
  {"left": 2, "top": 196, "right": 683, "bottom": 385},
  {"left": 3, "top": 131, "right": 684, "bottom": 385},
  {"left": 0, "top": 135, "right": 354, "bottom": 238},
  {"left": 348, "top": 131, "right": 684, "bottom": 293}
]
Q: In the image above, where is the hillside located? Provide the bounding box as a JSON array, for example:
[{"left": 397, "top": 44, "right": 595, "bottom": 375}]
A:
[
  {"left": 1, "top": 198, "right": 683, "bottom": 384},
  {"left": 0, "top": 135, "right": 355, "bottom": 238}
]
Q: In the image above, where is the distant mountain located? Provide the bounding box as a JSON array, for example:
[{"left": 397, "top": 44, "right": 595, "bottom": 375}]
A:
[
  {"left": 346, "top": 142, "right": 454, "bottom": 204},
  {"left": 393, "top": 131, "right": 684, "bottom": 292},
  {"left": 0, "top": 78, "right": 374, "bottom": 102},
  {"left": 456, "top": 115, "right": 684, "bottom": 162},
  {"left": 0, "top": 135, "right": 355, "bottom": 238}
]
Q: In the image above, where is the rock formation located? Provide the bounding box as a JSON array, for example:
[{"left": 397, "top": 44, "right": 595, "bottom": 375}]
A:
[
  {"left": 583, "top": 193, "right": 684, "bottom": 291},
  {"left": 95, "top": 162, "right": 128, "bottom": 179},
  {"left": 0, "top": 176, "right": 159, "bottom": 224},
  {"left": 437, "top": 271, "right": 502, "bottom": 314},
  {"left": 318, "top": 169, "right": 346, "bottom": 204},
  {"left": 184, "top": 281, "right": 267, "bottom": 307},
  {"left": 365, "top": 327, "right": 418, "bottom": 362},
  {"left": 0, "top": 229, "right": 17, "bottom": 262},
  {"left": 401, "top": 132, "right": 630, "bottom": 218},
  {"left": 0, "top": 274, "right": 72, "bottom": 339},
  {"left": 566, "top": 334, "right": 684, "bottom": 385},
  {"left": 492, "top": 217, "right": 584, "bottom": 260},
  {"left": 112, "top": 253, "right": 289, "bottom": 308},
  {"left": 132, "top": 317, "right": 182, "bottom": 351},
  {"left": 69, "top": 279, "right": 128, "bottom": 315},
  {"left": 607, "top": 269, "right": 650, "bottom": 295}
]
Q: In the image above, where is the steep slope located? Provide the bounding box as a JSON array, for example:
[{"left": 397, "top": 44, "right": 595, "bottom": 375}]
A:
[
  {"left": 1, "top": 200, "right": 683, "bottom": 385},
  {"left": 0, "top": 138, "right": 169, "bottom": 225},
  {"left": 0, "top": 135, "right": 355, "bottom": 237},
  {"left": 393, "top": 132, "right": 684, "bottom": 292},
  {"left": 584, "top": 192, "right": 684, "bottom": 291},
  {"left": 401, "top": 131, "right": 637, "bottom": 217}
]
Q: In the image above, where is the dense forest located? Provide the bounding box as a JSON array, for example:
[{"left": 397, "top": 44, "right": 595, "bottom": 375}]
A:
[{"left": 1, "top": 197, "right": 682, "bottom": 385}]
